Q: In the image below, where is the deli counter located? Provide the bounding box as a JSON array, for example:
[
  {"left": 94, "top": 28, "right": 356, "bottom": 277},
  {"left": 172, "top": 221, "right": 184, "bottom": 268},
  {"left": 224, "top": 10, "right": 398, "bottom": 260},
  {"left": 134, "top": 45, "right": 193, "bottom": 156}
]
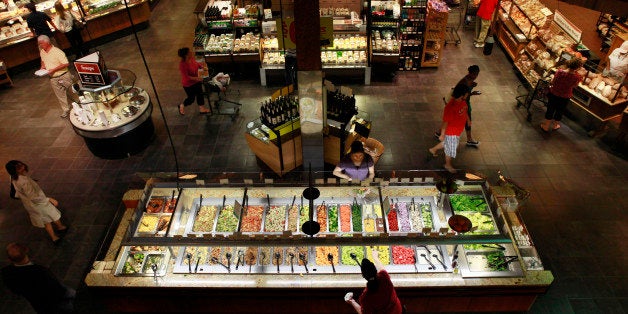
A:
[
  {"left": 86, "top": 176, "right": 552, "bottom": 313},
  {"left": 0, "top": 0, "right": 150, "bottom": 69}
]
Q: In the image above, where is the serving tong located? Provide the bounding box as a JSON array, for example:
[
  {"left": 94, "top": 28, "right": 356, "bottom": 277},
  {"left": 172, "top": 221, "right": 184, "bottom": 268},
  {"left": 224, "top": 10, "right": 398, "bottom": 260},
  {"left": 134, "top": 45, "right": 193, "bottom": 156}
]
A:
[
  {"left": 289, "top": 252, "right": 295, "bottom": 273},
  {"left": 299, "top": 253, "right": 309, "bottom": 273},
  {"left": 275, "top": 252, "right": 281, "bottom": 273},
  {"left": 327, "top": 253, "right": 336, "bottom": 273}
]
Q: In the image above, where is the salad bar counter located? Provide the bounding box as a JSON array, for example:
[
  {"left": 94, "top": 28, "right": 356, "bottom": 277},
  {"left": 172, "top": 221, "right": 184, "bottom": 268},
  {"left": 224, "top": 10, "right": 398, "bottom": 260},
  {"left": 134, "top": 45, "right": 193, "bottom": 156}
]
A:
[{"left": 86, "top": 176, "right": 552, "bottom": 313}]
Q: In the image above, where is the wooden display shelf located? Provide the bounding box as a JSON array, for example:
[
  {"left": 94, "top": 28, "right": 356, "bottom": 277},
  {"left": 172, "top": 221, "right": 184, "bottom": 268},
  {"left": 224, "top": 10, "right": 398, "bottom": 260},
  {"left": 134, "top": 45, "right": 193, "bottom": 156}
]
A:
[
  {"left": 245, "top": 130, "right": 303, "bottom": 177},
  {"left": 0, "top": 60, "right": 13, "bottom": 86}
]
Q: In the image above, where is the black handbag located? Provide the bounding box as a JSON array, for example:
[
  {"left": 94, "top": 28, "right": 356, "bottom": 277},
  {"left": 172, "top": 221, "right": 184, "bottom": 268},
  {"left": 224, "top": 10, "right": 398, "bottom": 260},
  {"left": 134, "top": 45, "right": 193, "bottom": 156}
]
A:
[
  {"left": 73, "top": 17, "right": 86, "bottom": 30},
  {"left": 10, "top": 182, "right": 18, "bottom": 199}
]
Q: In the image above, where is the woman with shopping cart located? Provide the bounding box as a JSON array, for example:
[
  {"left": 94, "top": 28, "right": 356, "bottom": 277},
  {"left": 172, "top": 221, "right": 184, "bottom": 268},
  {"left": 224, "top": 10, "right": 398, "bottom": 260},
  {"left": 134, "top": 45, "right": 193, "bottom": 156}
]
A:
[{"left": 177, "top": 47, "right": 211, "bottom": 115}]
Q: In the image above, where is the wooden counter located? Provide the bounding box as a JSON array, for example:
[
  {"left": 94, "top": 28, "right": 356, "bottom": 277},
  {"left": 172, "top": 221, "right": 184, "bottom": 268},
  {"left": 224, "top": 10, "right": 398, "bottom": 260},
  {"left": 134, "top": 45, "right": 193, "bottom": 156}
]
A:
[{"left": 245, "top": 130, "right": 303, "bottom": 176}]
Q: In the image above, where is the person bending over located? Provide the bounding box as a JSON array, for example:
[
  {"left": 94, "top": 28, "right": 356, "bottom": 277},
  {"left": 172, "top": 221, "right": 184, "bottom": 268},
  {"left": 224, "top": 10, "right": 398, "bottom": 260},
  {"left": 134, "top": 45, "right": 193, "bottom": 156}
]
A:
[{"left": 333, "top": 141, "right": 375, "bottom": 181}]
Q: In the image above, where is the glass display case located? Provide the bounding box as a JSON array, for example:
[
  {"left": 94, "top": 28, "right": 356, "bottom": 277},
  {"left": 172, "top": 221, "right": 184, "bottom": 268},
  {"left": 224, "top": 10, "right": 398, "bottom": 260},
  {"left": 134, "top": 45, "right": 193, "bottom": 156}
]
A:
[
  {"left": 85, "top": 174, "right": 552, "bottom": 313},
  {"left": 103, "top": 178, "right": 545, "bottom": 278},
  {"left": 369, "top": 0, "right": 402, "bottom": 68},
  {"left": 66, "top": 69, "right": 154, "bottom": 159},
  {"left": 496, "top": 0, "right": 552, "bottom": 59}
]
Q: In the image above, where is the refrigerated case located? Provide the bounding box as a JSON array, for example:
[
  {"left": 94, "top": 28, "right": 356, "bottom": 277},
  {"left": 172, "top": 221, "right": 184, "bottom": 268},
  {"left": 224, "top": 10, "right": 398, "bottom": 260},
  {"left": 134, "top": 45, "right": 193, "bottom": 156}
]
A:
[
  {"left": 495, "top": 0, "right": 552, "bottom": 60},
  {"left": 86, "top": 175, "right": 553, "bottom": 313},
  {"left": 0, "top": 0, "right": 150, "bottom": 69}
]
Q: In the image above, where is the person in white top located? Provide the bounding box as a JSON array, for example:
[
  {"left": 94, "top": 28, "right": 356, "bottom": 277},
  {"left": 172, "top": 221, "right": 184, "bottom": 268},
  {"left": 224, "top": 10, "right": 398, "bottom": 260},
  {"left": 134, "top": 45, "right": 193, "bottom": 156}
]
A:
[
  {"left": 605, "top": 40, "right": 628, "bottom": 80},
  {"left": 53, "top": 1, "right": 86, "bottom": 58},
  {"left": 5, "top": 161, "right": 68, "bottom": 245},
  {"left": 38, "top": 34, "right": 74, "bottom": 118}
]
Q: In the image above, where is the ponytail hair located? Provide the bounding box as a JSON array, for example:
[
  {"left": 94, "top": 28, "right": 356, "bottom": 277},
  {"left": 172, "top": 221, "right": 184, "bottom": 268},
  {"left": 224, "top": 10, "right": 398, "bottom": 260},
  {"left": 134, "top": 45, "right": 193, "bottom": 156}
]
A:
[{"left": 360, "top": 258, "right": 380, "bottom": 292}]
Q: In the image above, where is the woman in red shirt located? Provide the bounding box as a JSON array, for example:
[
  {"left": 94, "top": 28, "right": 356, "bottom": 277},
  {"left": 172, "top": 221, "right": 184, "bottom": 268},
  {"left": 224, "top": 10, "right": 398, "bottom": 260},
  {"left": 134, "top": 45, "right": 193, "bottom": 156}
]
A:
[
  {"left": 177, "top": 47, "right": 210, "bottom": 115},
  {"left": 345, "top": 249, "right": 403, "bottom": 314},
  {"left": 541, "top": 58, "right": 583, "bottom": 131}
]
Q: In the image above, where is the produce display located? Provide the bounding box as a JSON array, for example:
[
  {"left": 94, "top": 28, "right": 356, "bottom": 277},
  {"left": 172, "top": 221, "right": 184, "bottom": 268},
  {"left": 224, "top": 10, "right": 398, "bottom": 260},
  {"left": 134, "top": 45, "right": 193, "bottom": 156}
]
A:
[
  {"left": 316, "top": 205, "right": 328, "bottom": 232},
  {"left": 245, "top": 247, "right": 257, "bottom": 265},
  {"left": 122, "top": 252, "right": 145, "bottom": 274},
  {"left": 287, "top": 205, "right": 299, "bottom": 232},
  {"left": 260, "top": 247, "right": 271, "bottom": 265},
  {"left": 261, "top": 35, "right": 279, "bottom": 51},
  {"left": 138, "top": 214, "right": 159, "bottom": 233},
  {"left": 315, "top": 246, "right": 338, "bottom": 265},
  {"left": 142, "top": 254, "right": 163, "bottom": 273},
  {"left": 323, "top": 35, "right": 367, "bottom": 50},
  {"left": 351, "top": 204, "right": 362, "bottom": 232},
  {"left": 241, "top": 206, "right": 264, "bottom": 232},
  {"left": 184, "top": 247, "right": 209, "bottom": 265},
  {"left": 321, "top": 51, "right": 367, "bottom": 66},
  {"left": 366, "top": 246, "right": 390, "bottom": 265},
  {"left": 364, "top": 217, "right": 376, "bottom": 232},
  {"left": 319, "top": 7, "right": 350, "bottom": 17},
  {"left": 372, "top": 30, "right": 400, "bottom": 53},
  {"left": 146, "top": 198, "right": 165, "bottom": 213},
  {"left": 328, "top": 205, "right": 339, "bottom": 232},
  {"left": 209, "top": 247, "right": 221, "bottom": 264},
  {"left": 164, "top": 198, "right": 177, "bottom": 213},
  {"left": 156, "top": 216, "right": 171, "bottom": 234},
  {"left": 456, "top": 212, "right": 495, "bottom": 234},
  {"left": 205, "top": 33, "right": 234, "bottom": 54},
  {"left": 392, "top": 246, "right": 415, "bottom": 264},
  {"left": 192, "top": 205, "right": 218, "bottom": 232},
  {"left": 387, "top": 208, "right": 399, "bottom": 231},
  {"left": 421, "top": 203, "right": 433, "bottom": 229},
  {"left": 264, "top": 205, "right": 286, "bottom": 232},
  {"left": 272, "top": 247, "right": 284, "bottom": 265},
  {"left": 233, "top": 32, "right": 259, "bottom": 53},
  {"left": 339, "top": 205, "right": 352, "bottom": 232},
  {"left": 449, "top": 195, "right": 488, "bottom": 213},
  {"left": 396, "top": 203, "right": 411, "bottom": 232},
  {"left": 262, "top": 52, "right": 284, "bottom": 66},
  {"left": 297, "top": 247, "right": 308, "bottom": 266},
  {"left": 216, "top": 205, "right": 239, "bottom": 232},
  {"left": 487, "top": 251, "right": 508, "bottom": 271},
  {"left": 340, "top": 246, "right": 364, "bottom": 265}
]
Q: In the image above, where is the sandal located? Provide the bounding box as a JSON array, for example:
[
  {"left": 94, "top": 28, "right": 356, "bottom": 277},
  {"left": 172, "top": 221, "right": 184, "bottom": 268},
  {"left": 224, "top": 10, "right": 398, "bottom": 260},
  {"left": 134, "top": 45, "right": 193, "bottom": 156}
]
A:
[{"left": 178, "top": 104, "right": 185, "bottom": 115}]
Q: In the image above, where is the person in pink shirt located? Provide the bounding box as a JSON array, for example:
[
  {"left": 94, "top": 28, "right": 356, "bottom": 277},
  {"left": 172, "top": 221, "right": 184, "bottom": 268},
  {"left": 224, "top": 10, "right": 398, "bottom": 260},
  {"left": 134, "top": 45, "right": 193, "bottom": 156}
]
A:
[
  {"left": 177, "top": 47, "right": 211, "bottom": 115},
  {"left": 541, "top": 58, "right": 583, "bottom": 132},
  {"left": 473, "top": 0, "right": 498, "bottom": 48}
]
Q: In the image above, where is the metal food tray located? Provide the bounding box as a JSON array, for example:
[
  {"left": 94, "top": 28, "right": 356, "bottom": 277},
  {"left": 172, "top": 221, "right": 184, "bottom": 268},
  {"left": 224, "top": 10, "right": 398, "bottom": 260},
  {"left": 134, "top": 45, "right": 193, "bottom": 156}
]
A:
[
  {"left": 457, "top": 248, "right": 523, "bottom": 278},
  {"left": 448, "top": 193, "right": 490, "bottom": 214},
  {"left": 134, "top": 212, "right": 172, "bottom": 237},
  {"left": 184, "top": 197, "right": 231, "bottom": 235},
  {"left": 114, "top": 246, "right": 171, "bottom": 277},
  {"left": 385, "top": 196, "right": 440, "bottom": 234},
  {"left": 172, "top": 245, "right": 451, "bottom": 274},
  {"left": 145, "top": 196, "right": 167, "bottom": 213}
]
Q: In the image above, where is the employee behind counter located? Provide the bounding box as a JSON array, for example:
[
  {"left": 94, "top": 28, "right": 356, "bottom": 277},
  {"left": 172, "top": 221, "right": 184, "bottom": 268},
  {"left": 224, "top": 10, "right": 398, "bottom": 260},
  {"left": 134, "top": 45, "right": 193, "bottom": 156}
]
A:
[{"left": 333, "top": 141, "right": 375, "bottom": 181}]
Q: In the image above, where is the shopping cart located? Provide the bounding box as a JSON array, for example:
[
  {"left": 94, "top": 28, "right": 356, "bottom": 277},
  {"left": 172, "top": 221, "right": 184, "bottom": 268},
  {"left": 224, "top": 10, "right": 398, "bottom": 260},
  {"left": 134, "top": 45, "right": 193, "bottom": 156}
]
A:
[
  {"left": 203, "top": 69, "right": 241, "bottom": 121},
  {"left": 445, "top": 0, "right": 467, "bottom": 46}
]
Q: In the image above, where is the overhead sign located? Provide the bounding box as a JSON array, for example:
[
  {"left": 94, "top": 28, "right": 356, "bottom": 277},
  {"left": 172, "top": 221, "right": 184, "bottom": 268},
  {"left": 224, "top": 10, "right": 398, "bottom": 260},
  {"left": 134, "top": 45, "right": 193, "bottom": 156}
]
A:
[
  {"left": 553, "top": 10, "right": 582, "bottom": 43},
  {"left": 276, "top": 17, "right": 334, "bottom": 50}
]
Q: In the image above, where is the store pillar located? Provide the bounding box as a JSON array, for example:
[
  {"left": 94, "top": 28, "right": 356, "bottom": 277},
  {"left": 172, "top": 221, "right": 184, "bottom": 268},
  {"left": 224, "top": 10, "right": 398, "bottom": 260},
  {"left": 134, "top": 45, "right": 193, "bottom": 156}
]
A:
[{"left": 294, "top": 0, "right": 324, "bottom": 171}]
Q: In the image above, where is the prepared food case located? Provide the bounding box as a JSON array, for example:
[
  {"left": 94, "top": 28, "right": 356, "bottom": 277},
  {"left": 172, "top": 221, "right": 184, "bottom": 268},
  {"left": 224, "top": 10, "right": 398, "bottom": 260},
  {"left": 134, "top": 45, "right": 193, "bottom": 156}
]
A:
[
  {"left": 172, "top": 244, "right": 451, "bottom": 274},
  {"left": 115, "top": 246, "right": 170, "bottom": 277}
]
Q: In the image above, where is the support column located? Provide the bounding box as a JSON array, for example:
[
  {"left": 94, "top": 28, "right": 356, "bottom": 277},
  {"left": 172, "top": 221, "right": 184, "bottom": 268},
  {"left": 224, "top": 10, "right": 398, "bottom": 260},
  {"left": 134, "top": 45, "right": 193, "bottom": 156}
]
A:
[{"left": 294, "top": 0, "right": 324, "bottom": 172}]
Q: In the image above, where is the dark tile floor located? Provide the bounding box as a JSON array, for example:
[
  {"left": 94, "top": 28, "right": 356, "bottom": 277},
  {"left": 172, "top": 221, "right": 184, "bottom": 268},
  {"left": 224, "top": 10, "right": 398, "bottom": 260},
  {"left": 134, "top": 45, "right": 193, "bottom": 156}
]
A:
[{"left": 0, "top": 0, "right": 627, "bottom": 313}]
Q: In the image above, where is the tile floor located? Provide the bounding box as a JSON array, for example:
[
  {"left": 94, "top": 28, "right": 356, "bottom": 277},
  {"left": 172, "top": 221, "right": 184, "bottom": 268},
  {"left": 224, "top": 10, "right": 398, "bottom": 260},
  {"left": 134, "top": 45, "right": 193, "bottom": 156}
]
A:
[{"left": 0, "top": 0, "right": 626, "bottom": 313}]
